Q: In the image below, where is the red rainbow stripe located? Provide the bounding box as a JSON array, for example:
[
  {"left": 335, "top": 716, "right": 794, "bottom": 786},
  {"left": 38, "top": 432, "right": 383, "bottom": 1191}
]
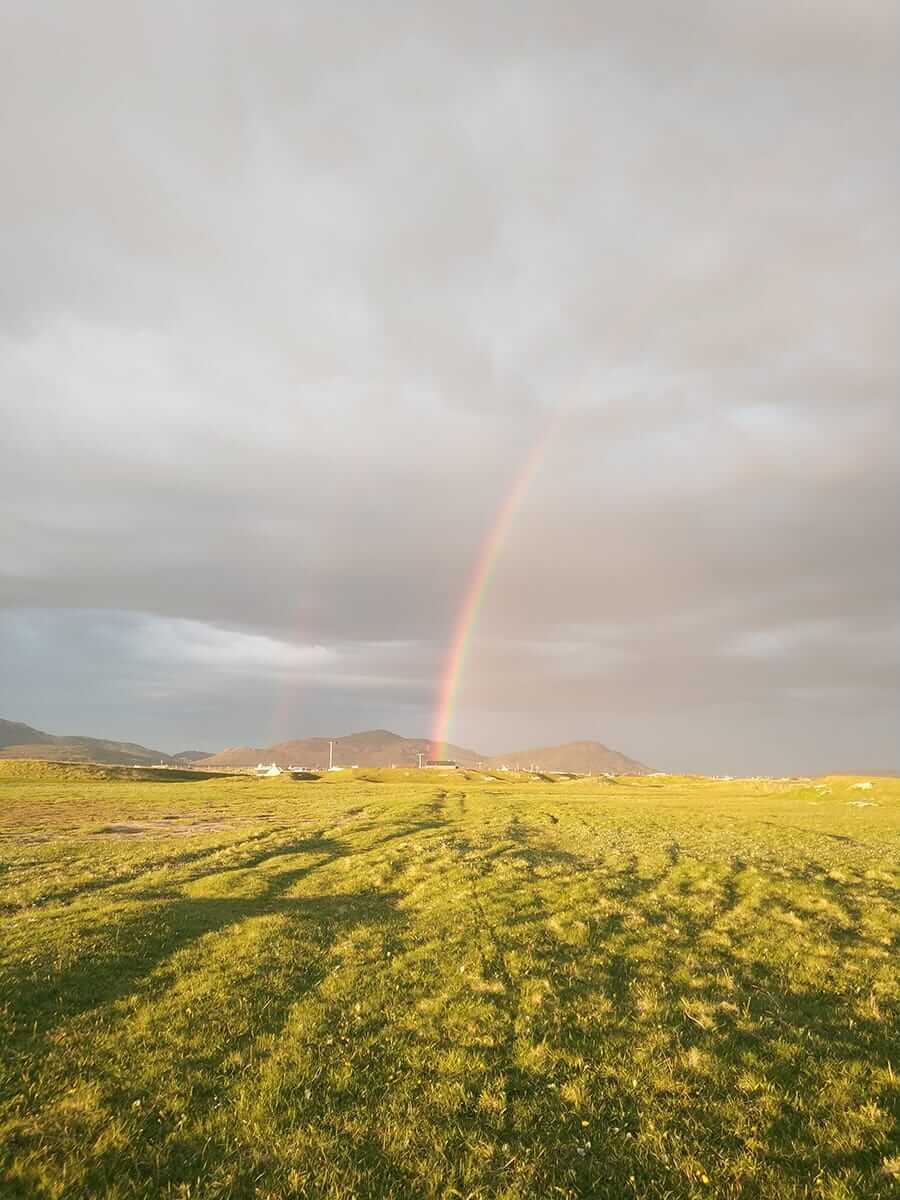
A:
[{"left": 430, "top": 435, "right": 551, "bottom": 758}]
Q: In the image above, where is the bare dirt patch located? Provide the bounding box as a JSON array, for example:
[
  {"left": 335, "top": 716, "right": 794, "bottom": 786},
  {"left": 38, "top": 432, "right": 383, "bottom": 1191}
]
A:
[{"left": 95, "top": 820, "right": 236, "bottom": 838}]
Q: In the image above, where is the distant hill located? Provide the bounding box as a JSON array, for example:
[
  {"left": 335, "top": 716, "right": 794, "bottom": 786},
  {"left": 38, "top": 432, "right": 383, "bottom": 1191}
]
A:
[
  {"left": 200, "top": 730, "right": 651, "bottom": 773},
  {"left": 1, "top": 717, "right": 651, "bottom": 775},
  {"left": 486, "top": 740, "right": 651, "bottom": 775},
  {"left": 0, "top": 719, "right": 56, "bottom": 749},
  {"left": 0, "top": 717, "right": 177, "bottom": 767},
  {"left": 202, "top": 729, "right": 482, "bottom": 769}
]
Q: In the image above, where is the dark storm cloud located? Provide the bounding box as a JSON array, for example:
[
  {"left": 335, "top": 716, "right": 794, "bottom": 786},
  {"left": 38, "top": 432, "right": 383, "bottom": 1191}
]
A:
[{"left": 1, "top": 1, "right": 898, "bottom": 771}]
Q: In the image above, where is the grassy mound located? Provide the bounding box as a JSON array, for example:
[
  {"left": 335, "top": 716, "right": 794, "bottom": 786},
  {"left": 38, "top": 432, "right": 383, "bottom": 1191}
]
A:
[{"left": 0, "top": 759, "right": 229, "bottom": 784}]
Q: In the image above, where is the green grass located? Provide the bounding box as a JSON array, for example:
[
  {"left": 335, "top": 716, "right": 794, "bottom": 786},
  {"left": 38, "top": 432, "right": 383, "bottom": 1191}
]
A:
[{"left": 1, "top": 762, "right": 897, "bottom": 1199}]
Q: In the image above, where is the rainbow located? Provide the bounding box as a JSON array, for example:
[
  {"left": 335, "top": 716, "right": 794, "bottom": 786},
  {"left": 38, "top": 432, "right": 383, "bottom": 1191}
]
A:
[{"left": 430, "top": 436, "right": 551, "bottom": 758}]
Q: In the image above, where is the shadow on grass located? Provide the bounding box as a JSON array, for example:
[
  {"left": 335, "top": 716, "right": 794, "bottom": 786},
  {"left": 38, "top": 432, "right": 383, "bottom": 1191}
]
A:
[
  {"left": 510, "top": 856, "right": 898, "bottom": 1195},
  {"left": 3, "top": 818, "right": 896, "bottom": 1199},
  {"left": 353, "top": 817, "right": 452, "bottom": 853},
  {"left": 0, "top": 836, "right": 356, "bottom": 1039},
  {"left": 16, "top": 825, "right": 301, "bottom": 911},
  {"left": 386, "top": 844, "right": 897, "bottom": 1197},
  {"left": 1, "top": 860, "right": 410, "bottom": 1200}
]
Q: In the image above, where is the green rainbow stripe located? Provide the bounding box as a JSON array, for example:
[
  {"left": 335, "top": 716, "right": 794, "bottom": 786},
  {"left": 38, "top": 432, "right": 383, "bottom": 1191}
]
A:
[{"left": 430, "top": 437, "right": 550, "bottom": 758}]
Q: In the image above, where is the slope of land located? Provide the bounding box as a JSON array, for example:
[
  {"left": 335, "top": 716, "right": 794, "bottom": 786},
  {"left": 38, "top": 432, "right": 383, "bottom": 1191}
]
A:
[
  {"left": 202, "top": 728, "right": 482, "bottom": 769},
  {"left": 0, "top": 717, "right": 177, "bottom": 766},
  {"left": 487, "top": 738, "right": 650, "bottom": 774},
  {"left": 201, "top": 730, "right": 650, "bottom": 772},
  {"left": 1, "top": 718, "right": 652, "bottom": 775},
  {"left": 0, "top": 718, "right": 57, "bottom": 749},
  {"left": 0, "top": 764, "right": 897, "bottom": 1199},
  {"left": 0, "top": 759, "right": 230, "bottom": 783}
]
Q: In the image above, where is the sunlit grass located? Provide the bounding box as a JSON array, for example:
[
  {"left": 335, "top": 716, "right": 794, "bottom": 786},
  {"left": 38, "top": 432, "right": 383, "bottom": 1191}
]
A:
[{"left": 1, "top": 763, "right": 897, "bottom": 1198}]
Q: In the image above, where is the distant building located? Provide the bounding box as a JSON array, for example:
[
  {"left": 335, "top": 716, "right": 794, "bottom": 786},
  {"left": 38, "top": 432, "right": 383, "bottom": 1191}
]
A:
[
  {"left": 256, "top": 762, "right": 283, "bottom": 777},
  {"left": 424, "top": 759, "right": 458, "bottom": 769}
]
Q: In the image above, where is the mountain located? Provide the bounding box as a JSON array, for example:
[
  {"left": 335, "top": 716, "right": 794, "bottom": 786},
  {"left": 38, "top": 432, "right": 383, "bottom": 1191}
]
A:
[
  {"left": 486, "top": 740, "right": 651, "bottom": 775},
  {"left": 0, "top": 717, "right": 178, "bottom": 766},
  {"left": 0, "top": 719, "right": 57, "bottom": 749},
  {"left": 200, "top": 731, "right": 651, "bottom": 773},
  {"left": 201, "top": 729, "right": 482, "bottom": 769},
  {"left": 1, "top": 717, "right": 650, "bottom": 775}
]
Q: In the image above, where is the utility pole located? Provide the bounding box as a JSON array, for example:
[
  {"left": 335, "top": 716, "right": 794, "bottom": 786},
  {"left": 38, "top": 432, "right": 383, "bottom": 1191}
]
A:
[{"left": 329, "top": 740, "right": 334, "bottom": 770}]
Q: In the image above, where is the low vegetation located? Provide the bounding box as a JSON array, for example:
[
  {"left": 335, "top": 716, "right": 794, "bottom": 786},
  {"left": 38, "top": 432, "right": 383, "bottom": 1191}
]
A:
[{"left": 1, "top": 762, "right": 897, "bottom": 1199}]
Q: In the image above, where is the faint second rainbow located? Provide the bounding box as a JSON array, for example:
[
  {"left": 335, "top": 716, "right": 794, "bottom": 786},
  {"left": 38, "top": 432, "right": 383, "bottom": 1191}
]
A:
[{"left": 430, "top": 434, "right": 551, "bottom": 759}]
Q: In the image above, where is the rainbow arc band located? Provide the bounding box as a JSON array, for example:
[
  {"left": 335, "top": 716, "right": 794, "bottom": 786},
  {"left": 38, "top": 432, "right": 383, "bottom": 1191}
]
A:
[{"left": 430, "top": 434, "right": 553, "bottom": 758}]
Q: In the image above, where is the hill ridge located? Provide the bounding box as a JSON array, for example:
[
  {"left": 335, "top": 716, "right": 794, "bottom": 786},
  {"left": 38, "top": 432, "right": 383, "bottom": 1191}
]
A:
[
  {"left": 486, "top": 740, "right": 650, "bottom": 775},
  {"left": 1, "top": 717, "right": 652, "bottom": 774},
  {"left": 0, "top": 717, "right": 178, "bottom": 766},
  {"left": 201, "top": 730, "right": 481, "bottom": 769},
  {"left": 201, "top": 731, "right": 651, "bottom": 773}
]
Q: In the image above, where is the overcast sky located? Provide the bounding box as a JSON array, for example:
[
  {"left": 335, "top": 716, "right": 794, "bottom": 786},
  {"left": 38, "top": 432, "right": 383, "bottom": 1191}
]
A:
[{"left": 1, "top": 2, "right": 898, "bottom": 773}]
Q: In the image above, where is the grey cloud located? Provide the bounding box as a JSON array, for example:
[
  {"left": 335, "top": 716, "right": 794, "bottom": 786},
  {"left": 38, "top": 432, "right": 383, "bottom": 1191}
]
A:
[{"left": 1, "top": 2, "right": 898, "bottom": 772}]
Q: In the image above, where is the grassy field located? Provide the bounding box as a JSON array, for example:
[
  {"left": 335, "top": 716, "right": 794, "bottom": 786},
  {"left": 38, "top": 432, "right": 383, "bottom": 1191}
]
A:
[{"left": 0, "top": 762, "right": 897, "bottom": 1200}]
